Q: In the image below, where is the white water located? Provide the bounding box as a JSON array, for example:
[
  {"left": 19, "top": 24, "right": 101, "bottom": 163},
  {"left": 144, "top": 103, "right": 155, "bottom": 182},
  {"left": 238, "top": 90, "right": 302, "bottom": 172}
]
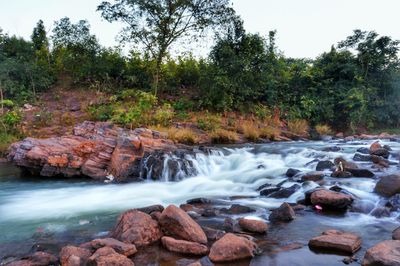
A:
[{"left": 0, "top": 140, "right": 399, "bottom": 242}]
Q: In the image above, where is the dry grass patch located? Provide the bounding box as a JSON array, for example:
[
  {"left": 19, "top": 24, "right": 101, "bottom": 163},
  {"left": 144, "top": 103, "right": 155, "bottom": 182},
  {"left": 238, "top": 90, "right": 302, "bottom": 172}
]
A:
[
  {"left": 288, "top": 119, "right": 309, "bottom": 136},
  {"left": 260, "top": 126, "right": 281, "bottom": 140},
  {"left": 210, "top": 129, "right": 239, "bottom": 144},
  {"left": 241, "top": 122, "right": 260, "bottom": 142},
  {"left": 315, "top": 124, "right": 333, "bottom": 135},
  {"left": 167, "top": 127, "right": 198, "bottom": 145}
]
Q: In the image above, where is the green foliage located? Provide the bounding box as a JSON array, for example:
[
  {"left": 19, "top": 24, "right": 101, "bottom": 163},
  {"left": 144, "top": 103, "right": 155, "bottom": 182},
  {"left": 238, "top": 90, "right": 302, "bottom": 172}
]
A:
[
  {"left": 2, "top": 111, "right": 22, "bottom": 126},
  {"left": 154, "top": 103, "right": 174, "bottom": 126},
  {"left": 196, "top": 113, "right": 222, "bottom": 131}
]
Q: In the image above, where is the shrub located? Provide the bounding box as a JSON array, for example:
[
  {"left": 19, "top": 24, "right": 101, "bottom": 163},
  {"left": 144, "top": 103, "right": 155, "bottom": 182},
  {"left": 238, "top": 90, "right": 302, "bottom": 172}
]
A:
[
  {"left": 288, "top": 119, "right": 309, "bottom": 136},
  {"left": 167, "top": 127, "right": 198, "bottom": 145},
  {"left": 2, "top": 111, "right": 22, "bottom": 127},
  {"left": 210, "top": 129, "right": 239, "bottom": 144},
  {"left": 0, "top": 132, "right": 19, "bottom": 156},
  {"left": 260, "top": 126, "right": 281, "bottom": 140},
  {"left": 0, "top": 99, "right": 15, "bottom": 108},
  {"left": 89, "top": 105, "right": 114, "bottom": 121},
  {"left": 241, "top": 122, "right": 260, "bottom": 142},
  {"left": 196, "top": 113, "right": 221, "bottom": 131},
  {"left": 315, "top": 124, "right": 333, "bottom": 135},
  {"left": 153, "top": 103, "right": 174, "bottom": 126}
]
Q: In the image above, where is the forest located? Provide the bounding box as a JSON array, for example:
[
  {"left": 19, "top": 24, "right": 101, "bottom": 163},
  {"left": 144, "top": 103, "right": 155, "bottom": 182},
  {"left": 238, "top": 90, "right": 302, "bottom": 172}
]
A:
[{"left": 1, "top": 0, "right": 399, "bottom": 152}]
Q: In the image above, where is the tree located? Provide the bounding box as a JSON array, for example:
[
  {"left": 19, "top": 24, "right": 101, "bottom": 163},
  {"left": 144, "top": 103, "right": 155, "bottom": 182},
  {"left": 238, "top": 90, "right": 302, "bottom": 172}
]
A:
[
  {"left": 31, "top": 20, "right": 48, "bottom": 51},
  {"left": 97, "top": 0, "right": 235, "bottom": 95}
]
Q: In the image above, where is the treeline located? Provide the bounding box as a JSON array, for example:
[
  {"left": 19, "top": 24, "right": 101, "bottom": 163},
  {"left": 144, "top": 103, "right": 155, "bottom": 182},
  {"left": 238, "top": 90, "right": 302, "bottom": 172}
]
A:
[{"left": 1, "top": 16, "right": 400, "bottom": 132}]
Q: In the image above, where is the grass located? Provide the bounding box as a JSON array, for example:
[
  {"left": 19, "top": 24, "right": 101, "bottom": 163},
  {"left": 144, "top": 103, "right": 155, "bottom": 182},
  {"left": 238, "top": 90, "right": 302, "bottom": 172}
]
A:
[
  {"left": 260, "top": 126, "right": 281, "bottom": 140},
  {"left": 166, "top": 127, "right": 198, "bottom": 145},
  {"left": 241, "top": 122, "right": 260, "bottom": 142},
  {"left": 0, "top": 132, "right": 20, "bottom": 157},
  {"left": 210, "top": 129, "right": 239, "bottom": 144},
  {"left": 288, "top": 119, "right": 309, "bottom": 136},
  {"left": 315, "top": 124, "right": 333, "bottom": 135}
]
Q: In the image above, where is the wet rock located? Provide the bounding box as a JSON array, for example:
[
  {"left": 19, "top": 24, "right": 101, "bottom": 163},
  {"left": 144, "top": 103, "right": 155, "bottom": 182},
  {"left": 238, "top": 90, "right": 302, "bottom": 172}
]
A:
[
  {"left": 316, "top": 161, "right": 335, "bottom": 171},
  {"left": 375, "top": 174, "right": 400, "bottom": 197},
  {"left": 334, "top": 157, "right": 358, "bottom": 170},
  {"left": 386, "top": 194, "right": 400, "bottom": 211},
  {"left": 150, "top": 211, "right": 162, "bottom": 221},
  {"left": 370, "top": 141, "right": 383, "bottom": 152},
  {"left": 357, "top": 147, "right": 370, "bottom": 154},
  {"left": 342, "top": 256, "right": 357, "bottom": 265},
  {"left": 351, "top": 199, "right": 375, "bottom": 214},
  {"left": 161, "top": 236, "right": 208, "bottom": 255},
  {"left": 393, "top": 227, "right": 400, "bottom": 240},
  {"left": 362, "top": 240, "right": 400, "bottom": 266},
  {"left": 80, "top": 238, "right": 137, "bottom": 257},
  {"left": 269, "top": 202, "right": 296, "bottom": 222},
  {"left": 112, "top": 210, "right": 162, "bottom": 247},
  {"left": 370, "top": 207, "right": 391, "bottom": 218},
  {"left": 331, "top": 170, "right": 353, "bottom": 178},
  {"left": 286, "top": 168, "right": 301, "bottom": 177},
  {"left": 136, "top": 205, "right": 164, "bottom": 215},
  {"left": 310, "top": 189, "right": 353, "bottom": 210},
  {"left": 268, "top": 184, "right": 301, "bottom": 198},
  {"left": 238, "top": 218, "right": 268, "bottom": 234},
  {"left": 322, "top": 146, "right": 341, "bottom": 152},
  {"left": 13, "top": 252, "right": 58, "bottom": 266},
  {"left": 186, "top": 198, "right": 211, "bottom": 205},
  {"left": 87, "top": 247, "right": 133, "bottom": 266},
  {"left": 202, "top": 227, "right": 225, "bottom": 241},
  {"left": 260, "top": 187, "right": 280, "bottom": 196},
  {"left": 222, "top": 204, "right": 256, "bottom": 214},
  {"left": 223, "top": 217, "right": 241, "bottom": 233},
  {"left": 187, "top": 262, "right": 202, "bottom": 266},
  {"left": 353, "top": 153, "right": 372, "bottom": 161},
  {"left": 159, "top": 205, "right": 207, "bottom": 244},
  {"left": 308, "top": 230, "right": 361, "bottom": 254},
  {"left": 301, "top": 171, "right": 325, "bottom": 182},
  {"left": 346, "top": 168, "right": 374, "bottom": 178},
  {"left": 208, "top": 233, "right": 257, "bottom": 263},
  {"left": 60, "top": 246, "right": 92, "bottom": 266}
]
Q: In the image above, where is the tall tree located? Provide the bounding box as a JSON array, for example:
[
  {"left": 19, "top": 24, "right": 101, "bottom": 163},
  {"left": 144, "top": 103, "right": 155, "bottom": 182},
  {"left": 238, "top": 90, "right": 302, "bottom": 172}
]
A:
[
  {"left": 31, "top": 20, "right": 48, "bottom": 51},
  {"left": 97, "top": 0, "right": 235, "bottom": 95}
]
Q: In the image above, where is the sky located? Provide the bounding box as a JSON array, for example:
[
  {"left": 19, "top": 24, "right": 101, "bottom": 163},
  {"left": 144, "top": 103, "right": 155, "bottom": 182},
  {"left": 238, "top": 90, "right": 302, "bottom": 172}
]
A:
[{"left": 0, "top": 0, "right": 399, "bottom": 59}]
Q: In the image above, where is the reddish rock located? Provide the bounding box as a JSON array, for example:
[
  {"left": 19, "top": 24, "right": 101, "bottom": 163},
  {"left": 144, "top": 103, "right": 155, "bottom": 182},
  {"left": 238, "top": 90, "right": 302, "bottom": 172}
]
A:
[
  {"left": 309, "top": 230, "right": 361, "bottom": 254},
  {"left": 187, "top": 262, "right": 202, "bottom": 266},
  {"left": 161, "top": 236, "right": 208, "bottom": 255},
  {"left": 362, "top": 240, "right": 400, "bottom": 266},
  {"left": 238, "top": 218, "right": 268, "bottom": 234},
  {"left": 30, "top": 252, "right": 58, "bottom": 265},
  {"left": 202, "top": 227, "right": 226, "bottom": 241},
  {"left": 375, "top": 174, "right": 400, "bottom": 197},
  {"left": 393, "top": 227, "right": 400, "bottom": 240},
  {"left": 269, "top": 203, "right": 296, "bottom": 222},
  {"left": 87, "top": 247, "right": 134, "bottom": 266},
  {"left": 310, "top": 189, "right": 353, "bottom": 210},
  {"left": 302, "top": 171, "right": 325, "bottom": 182},
  {"left": 80, "top": 238, "right": 137, "bottom": 256},
  {"left": 60, "top": 245, "right": 92, "bottom": 266},
  {"left": 159, "top": 205, "right": 207, "bottom": 244},
  {"left": 208, "top": 233, "right": 257, "bottom": 262},
  {"left": 370, "top": 141, "right": 382, "bottom": 152},
  {"left": 112, "top": 210, "right": 162, "bottom": 247}
]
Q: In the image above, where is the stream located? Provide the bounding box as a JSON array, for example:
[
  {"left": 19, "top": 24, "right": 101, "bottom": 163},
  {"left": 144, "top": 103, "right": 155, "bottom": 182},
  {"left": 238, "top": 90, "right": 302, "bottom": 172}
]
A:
[{"left": 1, "top": 139, "right": 399, "bottom": 265}]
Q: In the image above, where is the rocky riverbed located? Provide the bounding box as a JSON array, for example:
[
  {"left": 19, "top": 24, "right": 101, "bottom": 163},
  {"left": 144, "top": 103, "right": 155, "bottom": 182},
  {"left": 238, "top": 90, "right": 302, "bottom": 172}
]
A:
[{"left": 1, "top": 126, "right": 400, "bottom": 265}]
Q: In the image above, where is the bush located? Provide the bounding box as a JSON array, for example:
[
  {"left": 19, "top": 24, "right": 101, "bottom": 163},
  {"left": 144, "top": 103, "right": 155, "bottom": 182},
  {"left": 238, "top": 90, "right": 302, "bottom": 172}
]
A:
[
  {"left": 260, "top": 126, "right": 281, "bottom": 140},
  {"left": 89, "top": 104, "right": 114, "bottom": 121},
  {"left": 196, "top": 113, "right": 221, "bottom": 131},
  {"left": 0, "top": 132, "right": 19, "bottom": 156},
  {"left": 0, "top": 99, "right": 14, "bottom": 108},
  {"left": 167, "top": 127, "right": 198, "bottom": 145},
  {"left": 315, "top": 124, "right": 333, "bottom": 135},
  {"left": 210, "top": 129, "right": 239, "bottom": 144},
  {"left": 241, "top": 122, "right": 260, "bottom": 142},
  {"left": 2, "top": 111, "right": 22, "bottom": 127},
  {"left": 153, "top": 103, "right": 174, "bottom": 126},
  {"left": 288, "top": 119, "right": 309, "bottom": 136}
]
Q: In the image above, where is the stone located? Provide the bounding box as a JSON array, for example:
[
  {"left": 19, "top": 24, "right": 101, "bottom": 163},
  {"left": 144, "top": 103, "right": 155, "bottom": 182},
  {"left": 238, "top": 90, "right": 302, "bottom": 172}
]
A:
[
  {"left": 238, "top": 218, "right": 268, "bottom": 234},
  {"left": 357, "top": 147, "right": 370, "bottom": 154},
  {"left": 222, "top": 204, "right": 256, "bottom": 214},
  {"left": 331, "top": 170, "right": 353, "bottom": 178},
  {"left": 13, "top": 252, "right": 58, "bottom": 266},
  {"left": 375, "top": 174, "right": 400, "bottom": 197},
  {"left": 393, "top": 227, "right": 400, "bottom": 240},
  {"left": 268, "top": 184, "right": 301, "bottom": 198},
  {"left": 80, "top": 238, "right": 137, "bottom": 256},
  {"left": 87, "top": 247, "right": 134, "bottom": 266},
  {"left": 202, "top": 227, "right": 225, "bottom": 241},
  {"left": 362, "top": 240, "right": 400, "bottom": 266},
  {"left": 208, "top": 233, "right": 257, "bottom": 263},
  {"left": 310, "top": 189, "right": 353, "bottom": 210},
  {"left": 316, "top": 161, "right": 335, "bottom": 171},
  {"left": 60, "top": 245, "right": 92, "bottom": 266},
  {"left": 269, "top": 202, "right": 296, "bottom": 222},
  {"left": 301, "top": 172, "right": 325, "bottom": 182},
  {"left": 322, "top": 146, "right": 341, "bottom": 152},
  {"left": 136, "top": 204, "right": 164, "bottom": 215},
  {"left": 370, "top": 141, "right": 382, "bottom": 152},
  {"left": 346, "top": 168, "right": 374, "bottom": 178},
  {"left": 112, "top": 210, "right": 162, "bottom": 247},
  {"left": 309, "top": 230, "right": 361, "bottom": 254},
  {"left": 286, "top": 168, "right": 301, "bottom": 177},
  {"left": 159, "top": 205, "right": 207, "bottom": 244},
  {"left": 260, "top": 187, "right": 280, "bottom": 196},
  {"left": 353, "top": 153, "right": 372, "bottom": 161},
  {"left": 161, "top": 236, "right": 208, "bottom": 255},
  {"left": 386, "top": 194, "right": 400, "bottom": 211}
]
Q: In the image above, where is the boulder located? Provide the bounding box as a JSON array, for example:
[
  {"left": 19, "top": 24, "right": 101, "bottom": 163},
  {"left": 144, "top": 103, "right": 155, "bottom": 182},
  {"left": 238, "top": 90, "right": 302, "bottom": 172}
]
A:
[
  {"left": 386, "top": 194, "right": 400, "bottom": 211},
  {"left": 322, "top": 146, "right": 341, "bottom": 152},
  {"left": 112, "top": 210, "right": 162, "bottom": 247},
  {"left": 238, "top": 218, "right": 268, "bottom": 234},
  {"left": 260, "top": 187, "right": 280, "bottom": 196},
  {"left": 159, "top": 205, "right": 207, "bottom": 244},
  {"left": 362, "top": 240, "right": 400, "bottom": 266},
  {"left": 208, "top": 233, "right": 257, "bottom": 262},
  {"left": 268, "top": 184, "right": 301, "bottom": 198},
  {"left": 87, "top": 247, "right": 134, "bottom": 266},
  {"left": 80, "top": 238, "right": 137, "bottom": 256},
  {"left": 161, "top": 236, "right": 208, "bottom": 255},
  {"left": 286, "top": 168, "right": 301, "bottom": 177},
  {"left": 309, "top": 230, "right": 361, "bottom": 254},
  {"left": 30, "top": 252, "right": 58, "bottom": 266},
  {"left": 60, "top": 246, "right": 92, "bottom": 266},
  {"left": 221, "top": 204, "right": 256, "bottom": 214},
  {"left": 310, "top": 189, "right": 353, "bottom": 210},
  {"left": 353, "top": 153, "right": 372, "bottom": 161},
  {"left": 301, "top": 171, "right": 325, "bottom": 182},
  {"left": 136, "top": 204, "right": 164, "bottom": 215},
  {"left": 346, "top": 168, "right": 374, "bottom": 178},
  {"left": 331, "top": 171, "right": 353, "bottom": 178},
  {"left": 357, "top": 147, "right": 370, "bottom": 154},
  {"left": 370, "top": 141, "right": 382, "bottom": 152},
  {"left": 269, "top": 203, "right": 296, "bottom": 222},
  {"left": 202, "top": 227, "right": 225, "bottom": 241},
  {"left": 393, "top": 227, "right": 400, "bottom": 240},
  {"left": 316, "top": 161, "right": 335, "bottom": 171},
  {"left": 375, "top": 174, "right": 400, "bottom": 197}
]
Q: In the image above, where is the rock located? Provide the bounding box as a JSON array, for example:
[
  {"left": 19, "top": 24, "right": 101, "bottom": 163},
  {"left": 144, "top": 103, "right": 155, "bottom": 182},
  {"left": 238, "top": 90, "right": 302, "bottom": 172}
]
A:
[
  {"left": 353, "top": 153, "right": 372, "bottom": 161},
  {"left": 223, "top": 217, "right": 241, "bottom": 233},
  {"left": 386, "top": 194, "right": 400, "bottom": 211},
  {"left": 208, "top": 233, "right": 257, "bottom": 262},
  {"left": 346, "top": 168, "right": 375, "bottom": 178},
  {"left": 370, "top": 207, "right": 391, "bottom": 218},
  {"left": 187, "top": 262, "right": 202, "bottom": 266},
  {"left": 159, "top": 205, "right": 207, "bottom": 244},
  {"left": 371, "top": 148, "right": 390, "bottom": 159},
  {"left": 87, "top": 247, "right": 134, "bottom": 266},
  {"left": 331, "top": 170, "right": 353, "bottom": 178},
  {"left": 186, "top": 198, "right": 212, "bottom": 204},
  {"left": 7, "top": 121, "right": 181, "bottom": 182},
  {"left": 393, "top": 227, "right": 400, "bottom": 240},
  {"left": 375, "top": 174, "right": 400, "bottom": 197},
  {"left": 268, "top": 184, "right": 301, "bottom": 198},
  {"left": 316, "top": 161, "right": 335, "bottom": 171},
  {"left": 322, "top": 146, "right": 341, "bottom": 152},
  {"left": 370, "top": 141, "right": 382, "bottom": 152},
  {"left": 202, "top": 227, "right": 225, "bottom": 241},
  {"left": 301, "top": 171, "right": 325, "bottom": 182},
  {"left": 60, "top": 246, "right": 92, "bottom": 266},
  {"left": 27, "top": 252, "right": 58, "bottom": 266},
  {"left": 362, "top": 240, "right": 400, "bottom": 266},
  {"left": 136, "top": 204, "right": 164, "bottom": 215},
  {"left": 310, "top": 189, "right": 353, "bottom": 210},
  {"left": 238, "top": 218, "right": 268, "bottom": 234},
  {"left": 357, "top": 147, "right": 370, "bottom": 154},
  {"left": 80, "top": 238, "right": 137, "bottom": 256},
  {"left": 269, "top": 202, "right": 296, "bottom": 222},
  {"left": 112, "top": 210, "right": 162, "bottom": 247},
  {"left": 286, "top": 168, "right": 301, "bottom": 177},
  {"left": 161, "top": 236, "right": 208, "bottom": 255},
  {"left": 309, "top": 230, "right": 361, "bottom": 254},
  {"left": 260, "top": 187, "right": 280, "bottom": 196},
  {"left": 222, "top": 204, "right": 256, "bottom": 214},
  {"left": 334, "top": 157, "right": 358, "bottom": 170}
]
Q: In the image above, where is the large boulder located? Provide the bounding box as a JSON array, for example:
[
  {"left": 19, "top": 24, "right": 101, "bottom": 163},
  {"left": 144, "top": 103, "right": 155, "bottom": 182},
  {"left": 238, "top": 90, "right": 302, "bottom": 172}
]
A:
[
  {"left": 161, "top": 236, "right": 208, "bottom": 255},
  {"left": 375, "top": 174, "right": 400, "bottom": 197},
  {"left": 393, "top": 227, "right": 400, "bottom": 240},
  {"left": 80, "top": 238, "right": 137, "bottom": 256},
  {"left": 310, "top": 189, "right": 353, "bottom": 210},
  {"left": 308, "top": 230, "right": 361, "bottom": 254},
  {"left": 269, "top": 202, "right": 296, "bottom": 222},
  {"left": 238, "top": 218, "right": 268, "bottom": 234},
  {"left": 316, "top": 161, "right": 335, "bottom": 171},
  {"left": 8, "top": 252, "right": 58, "bottom": 266},
  {"left": 208, "top": 233, "right": 257, "bottom": 262},
  {"left": 268, "top": 184, "right": 301, "bottom": 198},
  {"left": 159, "top": 205, "right": 207, "bottom": 244},
  {"left": 301, "top": 171, "right": 325, "bottom": 182},
  {"left": 112, "top": 210, "right": 162, "bottom": 247},
  {"left": 87, "top": 247, "right": 134, "bottom": 266},
  {"left": 60, "top": 246, "right": 92, "bottom": 266},
  {"left": 362, "top": 240, "right": 400, "bottom": 266}
]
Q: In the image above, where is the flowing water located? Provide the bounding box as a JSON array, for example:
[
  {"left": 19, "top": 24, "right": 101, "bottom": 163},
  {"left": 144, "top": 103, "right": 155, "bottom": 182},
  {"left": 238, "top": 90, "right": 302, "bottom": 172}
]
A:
[{"left": 0, "top": 140, "right": 400, "bottom": 265}]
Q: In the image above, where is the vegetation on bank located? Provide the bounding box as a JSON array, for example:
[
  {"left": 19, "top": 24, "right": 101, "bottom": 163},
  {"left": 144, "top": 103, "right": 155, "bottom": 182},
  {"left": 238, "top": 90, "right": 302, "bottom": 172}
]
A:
[{"left": 0, "top": 0, "right": 400, "bottom": 154}]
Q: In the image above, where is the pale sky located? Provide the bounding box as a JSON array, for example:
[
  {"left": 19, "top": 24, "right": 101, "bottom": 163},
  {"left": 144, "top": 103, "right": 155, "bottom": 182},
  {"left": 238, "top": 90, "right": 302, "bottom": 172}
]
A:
[{"left": 0, "top": 0, "right": 399, "bottom": 59}]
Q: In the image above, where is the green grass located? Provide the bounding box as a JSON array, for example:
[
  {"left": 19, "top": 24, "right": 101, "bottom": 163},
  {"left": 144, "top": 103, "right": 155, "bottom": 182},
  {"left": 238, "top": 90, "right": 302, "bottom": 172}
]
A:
[
  {"left": 0, "top": 132, "right": 20, "bottom": 157},
  {"left": 367, "top": 128, "right": 400, "bottom": 135}
]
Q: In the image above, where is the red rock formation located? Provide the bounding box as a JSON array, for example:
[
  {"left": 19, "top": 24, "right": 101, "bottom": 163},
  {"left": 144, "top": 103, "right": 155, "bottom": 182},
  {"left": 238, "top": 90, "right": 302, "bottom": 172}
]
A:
[
  {"left": 208, "top": 233, "right": 257, "bottom": 262},
  {"left": 161, "top": 236, "right": 208, "bottom": 255},
  {"left": 308, "top": 230, "right": 361, "bottom": 254}
]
